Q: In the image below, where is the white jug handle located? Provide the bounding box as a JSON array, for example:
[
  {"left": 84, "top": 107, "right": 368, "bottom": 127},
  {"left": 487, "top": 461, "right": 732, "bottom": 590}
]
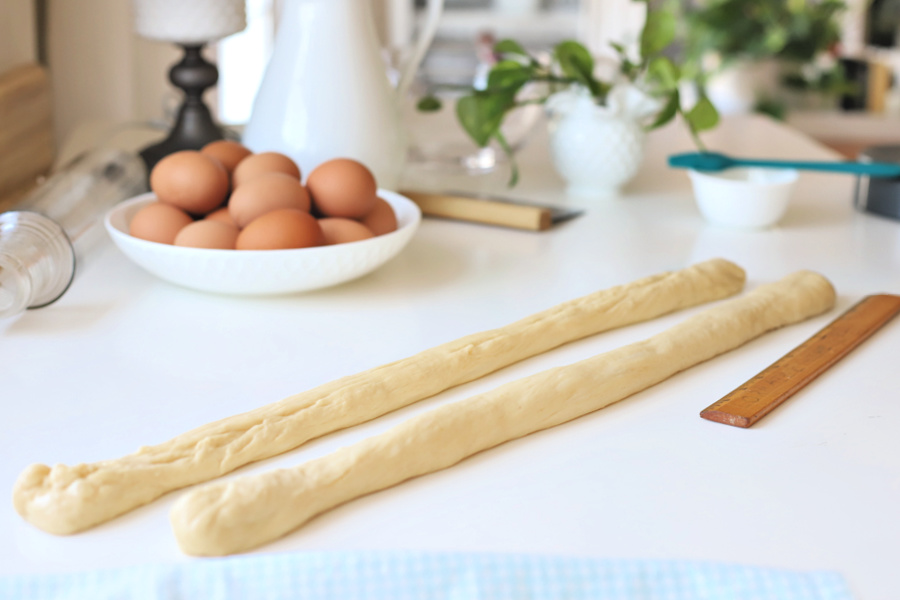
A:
[{"left": 395, "top": 0, "right": 444, "bottom": 100}]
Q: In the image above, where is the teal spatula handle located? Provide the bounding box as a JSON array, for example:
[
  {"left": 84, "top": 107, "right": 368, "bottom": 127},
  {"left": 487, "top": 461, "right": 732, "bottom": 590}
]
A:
[
  {"left": 733, "top": 158, "right": 900, "bottom": 177},
  {"left": 669, "top": 152, "right": 900, "bottom": 178}
]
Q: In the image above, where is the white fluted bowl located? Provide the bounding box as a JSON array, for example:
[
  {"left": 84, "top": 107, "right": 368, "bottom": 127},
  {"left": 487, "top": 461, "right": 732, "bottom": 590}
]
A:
[{"left": 105, "top": 190, "right": 420, "bottom": 295}]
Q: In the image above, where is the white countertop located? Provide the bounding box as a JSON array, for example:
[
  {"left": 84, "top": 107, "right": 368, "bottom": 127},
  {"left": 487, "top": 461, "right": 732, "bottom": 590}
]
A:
[{"left": 2, "top": 115, "right": 899, "bottom": 600}]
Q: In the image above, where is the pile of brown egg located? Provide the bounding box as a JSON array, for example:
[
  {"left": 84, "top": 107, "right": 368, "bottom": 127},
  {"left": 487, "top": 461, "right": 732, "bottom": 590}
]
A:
[{"left": 129, "top": 141, "right": 397, "bottom": 250}]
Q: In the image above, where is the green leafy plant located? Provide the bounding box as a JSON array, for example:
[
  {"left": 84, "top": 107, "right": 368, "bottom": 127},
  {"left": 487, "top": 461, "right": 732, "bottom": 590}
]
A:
[
  {"left": 684, "top": 0, "right": 849, "bottom": 112},
  {"left": 418, "top": 1, "right": 719, "bottom": 186},
  {"left": 686, "top": 0, "right": 845, "bottom": 65}
]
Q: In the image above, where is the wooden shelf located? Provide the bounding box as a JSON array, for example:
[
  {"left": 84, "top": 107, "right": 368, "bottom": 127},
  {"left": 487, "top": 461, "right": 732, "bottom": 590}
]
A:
[{"left": 786, "top": 109, "right": 900, "bottom": 158}]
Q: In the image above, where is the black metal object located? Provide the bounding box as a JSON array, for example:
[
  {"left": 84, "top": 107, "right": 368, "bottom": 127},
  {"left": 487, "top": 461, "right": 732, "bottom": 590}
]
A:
[
  {"left": 856, "top": 145, "right": 900, "bottom": 220},
  {"left": 139, "top": 44, "right": 225, "bottom": 173},
  {"left": 839, "top": 58, "right": 868, "bottom": 112}
]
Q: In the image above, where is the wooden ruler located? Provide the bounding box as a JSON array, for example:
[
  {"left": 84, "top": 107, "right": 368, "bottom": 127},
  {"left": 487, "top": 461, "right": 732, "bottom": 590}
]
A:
[{"left": 700, "top": 294, "right": 900, "bottom": 428}]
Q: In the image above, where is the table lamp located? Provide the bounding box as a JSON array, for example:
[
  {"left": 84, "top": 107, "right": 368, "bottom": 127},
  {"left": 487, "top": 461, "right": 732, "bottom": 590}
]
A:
[{"left": 131, "top": 0, "right": 246, "bottom": 171}]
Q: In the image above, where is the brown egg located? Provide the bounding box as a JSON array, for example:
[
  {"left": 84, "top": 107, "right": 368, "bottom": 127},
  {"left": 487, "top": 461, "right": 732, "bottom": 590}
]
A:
[
  {"left": 174, "top": 220, "right": 239, "bottom": 249},
  {"left": 150, "top": 150, "right": 229, "bottom": 215},
  {"left": 232, "top": 152, "right": 301, "bottom": 187},
  {"left": 360, "top": 197, "right": 397, "bottom": 236},
  {"left": 236, "top": 209, "right": 324, "bottom": 250},
  {"left": 307, "top": 158, "right": 377, "bottom": 219},
  {"left": 129, "top": 202, "right": 193, "bottom": 244},
  {"left": 228, "top": 173, "right": 312, "bottom": 228},
  {"left": 204, "top": 207, "right": 237, "bottom": 227},
  {"left": 318, "top": 218, "right": 375, "bottom": 245},
  {"left": 201, "top": 140, "right": 252, "bottom": 174}
]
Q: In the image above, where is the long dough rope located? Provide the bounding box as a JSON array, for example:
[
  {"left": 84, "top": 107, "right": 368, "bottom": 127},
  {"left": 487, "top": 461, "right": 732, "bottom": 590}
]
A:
[
  {"left": 171, "top": 270, "right": 835, "bottom": 556},
  {"left": 14, "top": 259, "right": 745, "bottom": 535}
]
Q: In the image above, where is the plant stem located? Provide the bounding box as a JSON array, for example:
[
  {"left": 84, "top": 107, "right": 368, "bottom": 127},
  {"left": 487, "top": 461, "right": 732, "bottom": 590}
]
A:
[
  {"left": 494, "top": 131, "right": 519, "bottom": 187},
  {"left": 687, "top": 121, "right": 707, "bottom": 151},
  {"left": 530, "top": 75, "right": 581, "bottom": 84},
  {"left": 425, "top": 83, "right": 490, "bottom": 94},
  {"left": 513, "top": 98, "right": 549, "bottom": 108}
]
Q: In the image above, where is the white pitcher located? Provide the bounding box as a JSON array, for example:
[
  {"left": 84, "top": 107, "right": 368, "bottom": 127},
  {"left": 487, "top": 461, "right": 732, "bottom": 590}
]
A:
[{"left": 242, "top": 0, "right": 444, "bottom": 190}]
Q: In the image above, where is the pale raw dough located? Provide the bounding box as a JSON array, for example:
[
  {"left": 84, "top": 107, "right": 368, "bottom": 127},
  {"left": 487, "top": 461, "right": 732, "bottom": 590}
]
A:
[
  {"left": 14, "top": 259, "right": 745, "bottom": 535},
  {"left": 170, "top": 270, "right": 835, "bottom": 556}
]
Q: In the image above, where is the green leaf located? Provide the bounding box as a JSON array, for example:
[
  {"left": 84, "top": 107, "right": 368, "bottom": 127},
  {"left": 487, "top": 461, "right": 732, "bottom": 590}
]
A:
[
  {"left": 762, "top": 26, "right": 789, "bottom": 53},
  {"left": 554, "top": 40, "right": 596, "bottom": 90},
  {"left": 416, "top": 95, "right": 442, "bottom": 112},
  {"left": 455, "top": 92, "right": 511, "bottom": 148},
  {"left": 647, "top": 56, "right": 680, "bottom": 90},
  {"left": 620, "top": 58, "right": 640, "bottom": 80},
  {"left": 685, "top": 96, "right": 720, "bottom": 132},
  {"left": 640, "top": 8, "right": 676, "bottom": 59},
  {"left": 494, "top": 39, "right": 529, "bottom": 58},
  {"left": 594, "top": 79, "right": 612, "bottom": 100},
  {"left": 648, "top": 90, "right": 680, "bottom": 130},
  {"left": 610, "top": 41, "right": 628, "bottom": 57},
  {"left": 486, "top": 60, "right": 533, "bottom": 93}
]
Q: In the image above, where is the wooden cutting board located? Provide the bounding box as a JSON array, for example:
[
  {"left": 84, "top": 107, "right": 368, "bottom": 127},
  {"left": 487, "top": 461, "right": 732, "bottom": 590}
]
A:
[{"left": 0, "top": 63, "right": 54, "bottom": 212}]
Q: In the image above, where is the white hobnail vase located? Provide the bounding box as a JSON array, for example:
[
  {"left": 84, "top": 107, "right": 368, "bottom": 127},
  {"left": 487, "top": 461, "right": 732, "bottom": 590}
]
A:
[{"left": 547, "top": 84, "right": 659, "bottom": 198}]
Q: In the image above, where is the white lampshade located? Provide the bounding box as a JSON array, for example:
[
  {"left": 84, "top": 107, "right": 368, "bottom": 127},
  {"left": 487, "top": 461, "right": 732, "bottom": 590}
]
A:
[{"left": 132, "top": 0, "right": 247, "bottom": 44}]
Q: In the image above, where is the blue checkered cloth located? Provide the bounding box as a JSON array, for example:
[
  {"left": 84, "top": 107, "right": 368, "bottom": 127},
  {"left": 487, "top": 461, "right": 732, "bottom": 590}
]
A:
[{"left": 0, "top": 551, "right": 853, "bottom": 600}]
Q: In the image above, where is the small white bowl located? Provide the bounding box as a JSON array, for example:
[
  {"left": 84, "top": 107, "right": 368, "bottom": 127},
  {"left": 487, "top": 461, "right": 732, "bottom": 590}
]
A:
[
  {"left": 688, "top": 167, "right": 798, "bottom": 229},
  {"left": 104, "top": 190, "right": 421, "bottom": 295}
]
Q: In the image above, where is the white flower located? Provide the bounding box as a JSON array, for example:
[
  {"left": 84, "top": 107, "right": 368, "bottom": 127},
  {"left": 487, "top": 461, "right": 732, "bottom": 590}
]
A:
[
  {"left": 608, "top": 82, "right": 663, "bottom": 121},
  {"left": 546, "top": 82, "right": 662, "bottom": 124}
]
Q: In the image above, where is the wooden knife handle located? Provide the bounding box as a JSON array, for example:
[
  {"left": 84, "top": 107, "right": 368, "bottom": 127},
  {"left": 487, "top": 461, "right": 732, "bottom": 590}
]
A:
[{"left": 400, "top": 190, "right": 553, "bottom": 231}]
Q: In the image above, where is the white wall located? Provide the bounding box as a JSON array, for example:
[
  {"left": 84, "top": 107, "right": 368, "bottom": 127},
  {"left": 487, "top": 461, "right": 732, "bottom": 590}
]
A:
[
  {"left": 0, "top": 0, "right": 37, "bottom": 72},
  {"left": 42, "top": 0, "right": 402, "bottom": 145},
  {"left": 0, "top": 0, "right": 176, "bottom": 147},
  {"left": 45, "top": 0, "right": 179, "bottom": 146}
]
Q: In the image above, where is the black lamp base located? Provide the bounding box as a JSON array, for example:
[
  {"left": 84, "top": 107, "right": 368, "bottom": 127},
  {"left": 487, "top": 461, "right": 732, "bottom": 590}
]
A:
[{"left": 140, "top": 44, "right": 225, "bottom": 173}]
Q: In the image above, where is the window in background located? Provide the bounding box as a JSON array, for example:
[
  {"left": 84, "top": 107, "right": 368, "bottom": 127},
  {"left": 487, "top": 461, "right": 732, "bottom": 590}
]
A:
[
  {"left": 414, "top": 0, "right": 642, "bottom": 89},
  {"left": 417, "top": 0, "right": 581, "bottom": 88},
  {"left": 867, "top": 0, "right": 900, "bottom": 47}
]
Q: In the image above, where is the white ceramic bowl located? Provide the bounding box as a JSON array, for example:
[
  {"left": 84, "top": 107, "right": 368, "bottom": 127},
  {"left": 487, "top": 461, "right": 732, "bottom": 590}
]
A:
[
  {"left": 104, "top": 190, "right": 421, "bottom": 295},
  {"left": 688, "top": 167, "right": 798, "bottom": 229}
]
